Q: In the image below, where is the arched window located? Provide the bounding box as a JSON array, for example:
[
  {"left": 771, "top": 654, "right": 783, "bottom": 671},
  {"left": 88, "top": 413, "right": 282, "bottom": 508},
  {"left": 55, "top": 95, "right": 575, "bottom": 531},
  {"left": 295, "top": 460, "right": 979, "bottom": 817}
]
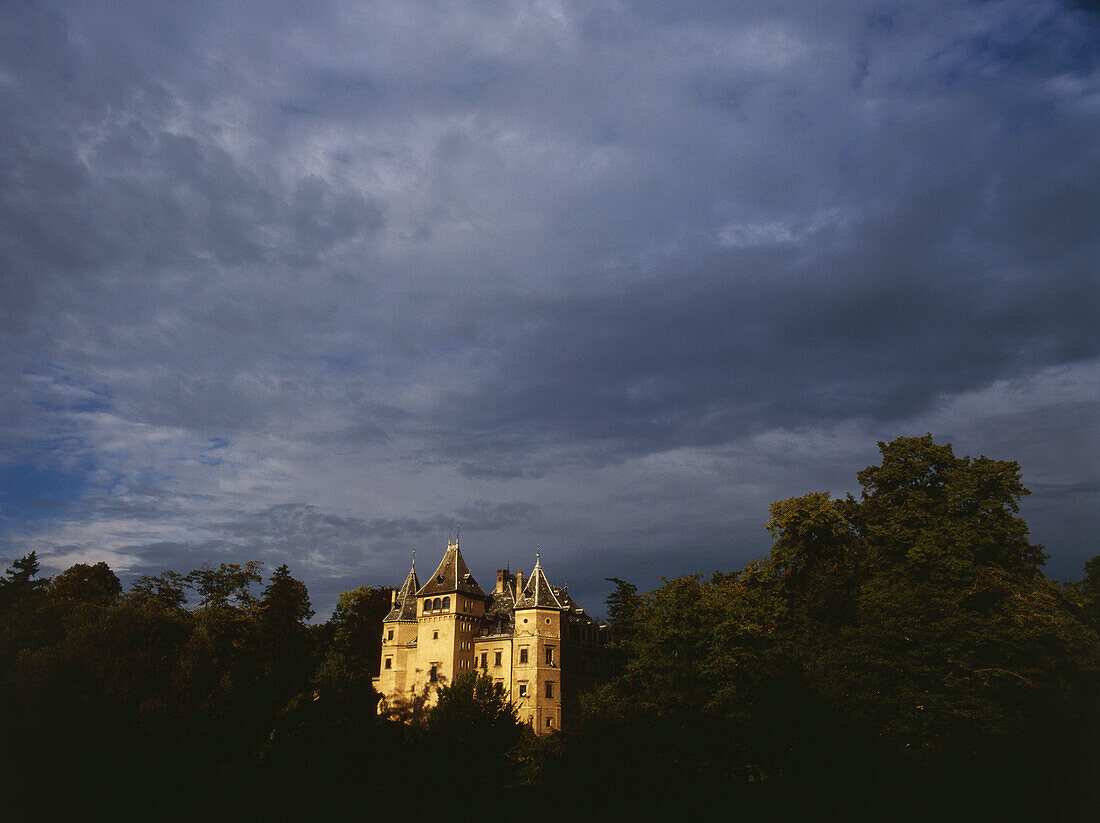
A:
[
  {"left": 442, "top": 596, "right": 450, "bottom": 611},
  {"left": 424, "top": 599, "right": 432, "bottom": 612},
  {"left": 433, "top": 597, "right": 442, "bottom": 610}
]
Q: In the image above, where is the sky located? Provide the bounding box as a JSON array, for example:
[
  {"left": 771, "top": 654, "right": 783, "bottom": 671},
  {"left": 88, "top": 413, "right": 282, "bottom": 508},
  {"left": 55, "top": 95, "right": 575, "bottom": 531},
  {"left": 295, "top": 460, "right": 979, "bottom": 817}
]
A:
[{"left": 1, "top": 0, "right": 1098, "bottom": 619}]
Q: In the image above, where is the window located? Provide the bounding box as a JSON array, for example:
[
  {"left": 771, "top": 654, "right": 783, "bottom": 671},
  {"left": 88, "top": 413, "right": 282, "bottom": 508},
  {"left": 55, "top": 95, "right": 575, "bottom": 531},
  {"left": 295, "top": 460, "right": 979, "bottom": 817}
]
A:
[
  {"left": 519, "top": 647, "right": 528, "bottom": 664},
  {"left": 387, "top": 629, "right": 394, "bottom": 640},
  {"left": 429, "top": 665, "right": 437, "bottom": 683},
  {"left": 432, "top": 597, "right": 441, "bottom": 610},
  {"left": 480, "top": 652, "right": 487, "bottom": 668},
  {"left": 442, "top": 596, "right": 450, "bottom": 610},
  {"left": 546, "top": 717, "right": 553, "bottom": 729},
  {"left": 424, "top": 599, "right": 432, "bottom": 612},
  {"left": 494, "top": 651, "right": 502, "bottom": 667},
  {"left": 384, "top": 657, "right": 392, "bottom": 670},
  {"left": 546, "top": 646, "right": 555, "bottom": 665},
  {"left": 518, "top": 683, "right": 527, "bottom": 697},
  {"left": 432, "top": 631, "right": 439, "bottom": 640},
  {"left": 545, "top": 681, "right": 554, "bottom": 699}
]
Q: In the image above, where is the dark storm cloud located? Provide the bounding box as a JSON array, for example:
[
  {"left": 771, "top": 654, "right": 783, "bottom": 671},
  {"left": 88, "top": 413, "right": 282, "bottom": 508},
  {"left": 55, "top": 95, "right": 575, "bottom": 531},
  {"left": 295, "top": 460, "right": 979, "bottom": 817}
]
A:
[
  {"left": 425, "top": 246, "right": 1096, "bottom": 476},
  {"left": 1, "top": 0, "right": 1097, "bottom": 612}
]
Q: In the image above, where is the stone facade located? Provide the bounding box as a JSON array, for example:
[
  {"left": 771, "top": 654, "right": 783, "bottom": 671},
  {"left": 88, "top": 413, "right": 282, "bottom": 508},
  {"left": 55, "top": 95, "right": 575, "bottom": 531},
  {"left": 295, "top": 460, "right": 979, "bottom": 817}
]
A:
[{"left": 373, "top": 537, "right": 612, "bottom": 733}]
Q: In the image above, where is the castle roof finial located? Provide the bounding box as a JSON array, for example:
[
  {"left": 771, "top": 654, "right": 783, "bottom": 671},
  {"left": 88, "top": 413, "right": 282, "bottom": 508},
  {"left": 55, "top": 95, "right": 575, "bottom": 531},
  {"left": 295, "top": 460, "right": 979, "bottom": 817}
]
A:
[{"left": 535, "top": 545, "right": 540, "bottom": 566}]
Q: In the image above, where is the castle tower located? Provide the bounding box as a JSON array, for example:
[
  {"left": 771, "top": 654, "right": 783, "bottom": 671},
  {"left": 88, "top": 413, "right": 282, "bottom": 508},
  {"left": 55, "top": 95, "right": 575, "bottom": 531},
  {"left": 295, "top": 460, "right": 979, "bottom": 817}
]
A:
[
  {"left": 412, "top": 536, "right": 487, "bottom": 701},
  {"left": 376, "top": 558, "right": 420, "bottom": 707},
  {"left": 512, "top": 551, "right": 565, "bottom": 732}
]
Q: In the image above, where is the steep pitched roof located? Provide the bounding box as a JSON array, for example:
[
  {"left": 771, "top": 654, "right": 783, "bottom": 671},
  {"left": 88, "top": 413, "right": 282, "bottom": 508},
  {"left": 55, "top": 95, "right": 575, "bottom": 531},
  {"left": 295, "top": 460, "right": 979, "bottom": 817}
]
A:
[
  {"left": 552, "top": 586, "right": 600, "bottom": 628},
  {"left": 486, "top": 574, "right": 517, "bottom": 617},
  {"left": 416, "top": 539, "right": 487, "bottom": 598},
  {"left": 514, "top": 556, "right": 563, "bottom": 610},
  {"left": 384, "top": 562, "right": 420, "bottom": 622},
  {"left": 480, "top": 574, "right": 518, "bottom": 637}
]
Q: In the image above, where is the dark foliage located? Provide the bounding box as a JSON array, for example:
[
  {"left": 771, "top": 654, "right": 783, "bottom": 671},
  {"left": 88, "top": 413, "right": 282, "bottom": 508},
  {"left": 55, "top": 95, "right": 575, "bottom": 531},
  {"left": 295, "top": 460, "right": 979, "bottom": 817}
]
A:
[{"left": 540, "top": 436, "right": 1100, "bottom": 820}]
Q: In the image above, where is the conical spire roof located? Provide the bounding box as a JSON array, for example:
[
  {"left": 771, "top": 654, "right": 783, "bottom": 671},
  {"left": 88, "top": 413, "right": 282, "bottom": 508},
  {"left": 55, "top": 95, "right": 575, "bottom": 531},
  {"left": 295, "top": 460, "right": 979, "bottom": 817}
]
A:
[
  {"left": 384, "top": 560, "right": 420, "bottom": 622},
  {"left": 515, "top": 552, "right": 563, "bottom": 610},
  {"left": 416, "top": 538, "right": 487, "bottom": 598}
]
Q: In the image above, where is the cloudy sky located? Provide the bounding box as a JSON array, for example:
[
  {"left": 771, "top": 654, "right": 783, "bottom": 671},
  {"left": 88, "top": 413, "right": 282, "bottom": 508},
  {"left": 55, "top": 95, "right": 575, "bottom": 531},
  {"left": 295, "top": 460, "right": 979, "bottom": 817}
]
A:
[{"left": 1, "top": 0, "right": 1097, "bottom": 618}]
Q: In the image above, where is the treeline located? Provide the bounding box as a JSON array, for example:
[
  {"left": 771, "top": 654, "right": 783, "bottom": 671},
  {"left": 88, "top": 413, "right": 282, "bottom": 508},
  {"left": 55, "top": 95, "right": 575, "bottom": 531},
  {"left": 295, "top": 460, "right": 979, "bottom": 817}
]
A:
[
  {"left": 0, "top": 558, "right": 400, "bottom": 819},
  {"left": 1, "top": 435, "right": 1098, "bottom": 821}
]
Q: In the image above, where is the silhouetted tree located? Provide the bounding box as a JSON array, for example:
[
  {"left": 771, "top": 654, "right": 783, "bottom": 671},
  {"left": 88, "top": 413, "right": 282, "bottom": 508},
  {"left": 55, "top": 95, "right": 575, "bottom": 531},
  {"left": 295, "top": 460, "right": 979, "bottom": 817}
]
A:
[{"left": 423, "top": 671, "right": 523, "bottom": 791}]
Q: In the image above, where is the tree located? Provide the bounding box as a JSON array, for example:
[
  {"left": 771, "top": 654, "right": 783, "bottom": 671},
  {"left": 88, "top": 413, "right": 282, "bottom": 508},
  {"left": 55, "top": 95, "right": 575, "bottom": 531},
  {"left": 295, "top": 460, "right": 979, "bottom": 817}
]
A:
[
  {"left": 184, "top": 561, "right": 264, "bottom": 608},
  {"left": 128, "top": 570, "right": 189, "bottom": 610},
  {"left": 256, "top": 564, "right": 316, "bottom": 707},
  {"left": 261, "top": 584, "right": 392, "bottom": 784},
  {"left": 0, "top": 553, "right": 50, "bottom": 676},
  {"left": 855, "top": 434, "right": 1046, "bottom": 570},
  {"left": 47, "top": 562, "right": 121, "bottom": 609},
  {"left": 1, "top": 551, "right": 42, "bottom": 588},
  {"left": 603, "top": 577, "right": 642, "bottom": 646},
  {"left": 316, "top": 585, "right": 390, "bottom": 688},
  {"left": 423, "top": 671, "right": 523, "bottom": 788},
  {"left": 0, "top": 552, "right": 45, "bottom": 613},
  {"left": 1069, "top": 555, "right": 1100, "bottom": 634},
  {"left": 765, "top": 491, "right": 858, "bottom": 628},
  {"left": 260, "top": 564, "right": 314, "bottom": 624},
  {"left": 615, "top": 569, "right": 802, "bottom": 781}
]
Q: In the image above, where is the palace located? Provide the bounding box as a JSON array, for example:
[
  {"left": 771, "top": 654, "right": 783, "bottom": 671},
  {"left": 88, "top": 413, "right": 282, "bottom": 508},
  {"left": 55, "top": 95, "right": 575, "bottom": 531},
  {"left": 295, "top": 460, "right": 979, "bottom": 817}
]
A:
[{"left": 373, "top": 537, "right": 612, "bottom": 733}]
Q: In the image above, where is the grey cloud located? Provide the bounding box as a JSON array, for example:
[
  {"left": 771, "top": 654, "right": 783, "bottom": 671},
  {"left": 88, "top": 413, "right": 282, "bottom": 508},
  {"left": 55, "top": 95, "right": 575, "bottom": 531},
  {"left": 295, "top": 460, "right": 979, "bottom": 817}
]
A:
[{"left": 1, "top": 1, "right": 1097, "bottom": 615}]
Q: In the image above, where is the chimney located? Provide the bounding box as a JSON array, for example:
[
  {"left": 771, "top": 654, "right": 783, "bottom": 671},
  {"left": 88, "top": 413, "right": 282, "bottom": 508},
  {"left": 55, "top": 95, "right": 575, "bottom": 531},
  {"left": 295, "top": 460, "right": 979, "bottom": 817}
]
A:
[
  {"left": 390, "top": 588, "right": 397, "bottom": 608},
  {"left": 516, "top": 569, "right": 523, "bottom": 596},
  {"left": 496, "top": 569, "right": 506, "bottom": 594}
]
